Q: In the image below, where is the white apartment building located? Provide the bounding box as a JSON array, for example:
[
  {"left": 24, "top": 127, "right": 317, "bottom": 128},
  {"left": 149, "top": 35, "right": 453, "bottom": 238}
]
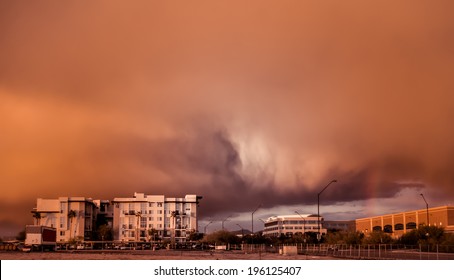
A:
[
  {"left": 263, "top": 214, "right": 327, "bottom": 237},
  {"left": 111, "top": 193, "right": 202, "bottom": 243},
  {"left": 31, "top": 197, "right": 97, "bottom": 242}
]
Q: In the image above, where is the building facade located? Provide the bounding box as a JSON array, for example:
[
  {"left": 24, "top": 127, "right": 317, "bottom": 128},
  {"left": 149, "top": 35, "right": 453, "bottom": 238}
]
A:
[
  {"left": 356, "top": 205, "right": 454, "bottom": 238},
  {"left": 111, "top": 193, "right": 202, "bottom": 243},
  {"left": 263, "top": 214, "right": 327, "bottom": 237},
  {"left": 31, "top": 197, "right": 97, "bottom": 242},
  {"left": 92, "top": 199, "right": 114, "bottom": 228},
  {"left": 323, "top": 220, "right": 356, "bottom": 231}
]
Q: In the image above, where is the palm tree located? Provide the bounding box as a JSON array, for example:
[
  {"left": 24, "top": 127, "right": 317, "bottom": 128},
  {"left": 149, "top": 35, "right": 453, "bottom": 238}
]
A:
[
  {"left": 170, "top": 211, "right": 178, "bottom": 246},
  {"left": 68, "top": 210, "right": 77, "bottom": 241},
  {"left": 148, "top": 227, "right": 157, "bottom": 243},
  {"left": 32, "top": 212, "right": 41, "bottom": 225},
  {"left": 135, "top": 211, "right": 142, "bottom": 242}
]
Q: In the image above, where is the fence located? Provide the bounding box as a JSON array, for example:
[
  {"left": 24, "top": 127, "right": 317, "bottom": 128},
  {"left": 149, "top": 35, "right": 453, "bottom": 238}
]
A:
[
  {"left": 11, "top": 240, "right": 454, "bottom": 259},
  {"left": 236, "top": 243, "right": 454, "bottom": 260}
]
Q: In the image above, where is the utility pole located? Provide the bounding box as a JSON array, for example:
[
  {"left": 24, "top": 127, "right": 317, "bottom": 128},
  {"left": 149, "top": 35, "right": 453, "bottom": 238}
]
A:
[
  {"left": 252, "top": 204, "right": 262, "bottom": 234},
  {"left": 420, "top": 193, "right": 429, "bottom": 226},
  {"left": 317, "top": 180, "right": 337, "bottom": 240}
]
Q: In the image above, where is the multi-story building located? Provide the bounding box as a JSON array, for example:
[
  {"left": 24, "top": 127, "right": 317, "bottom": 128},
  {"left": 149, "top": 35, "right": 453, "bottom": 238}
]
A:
[
  {"left": 263, "top": 214, "right": 327, "bottom": 237},
  {"left": 31, "top": 197, "right": 97, "bottom": 242},
  {"left": 356, "top": 205, "right": 454, "bottom": 238},
  {"left": 111, "top": 193, "right": 202, "bottom": 243}
]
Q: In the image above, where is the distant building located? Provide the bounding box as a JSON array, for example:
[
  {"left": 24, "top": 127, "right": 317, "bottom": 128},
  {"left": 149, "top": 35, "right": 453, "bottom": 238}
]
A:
[
  {"left": 323, "top": 220, "right": 356, "bottom": 231},
  {"left": 355, "top": 205, "right": 454, "bottom": 238},
  {"left": 31, "top": 197, "right": 98, "bottom": 242},
  {"left": 263, "top": 214, "right": 326, "bottom": 237},
  {"left": 111, "top": 192, "right": 202, "bottom": 243}
]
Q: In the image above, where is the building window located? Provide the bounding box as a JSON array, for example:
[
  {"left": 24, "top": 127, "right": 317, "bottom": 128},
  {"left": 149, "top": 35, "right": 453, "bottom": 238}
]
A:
[
  {"left": 148, "top": 217, "right": 154, "bottom": 221},
  {"left": 157, "top": 202, "right": 163, "bottom": 207},
  {"left": 406, "top": 222, "right": 417, "bottom": 230},
  {"left": 372, "top": 226, "right": 382, "bottom": 231},
  {"left": 60, "top": 202, "right": 67, "bottom": 214},
  {"left": 384, "top": 225, "right": 393, "bottom": 233},
  {"left": 60, "top": 217, "right": 65, "bottom": 229},
  {"left": 395, "top": 223, "right": 404, "bottom": 230}
]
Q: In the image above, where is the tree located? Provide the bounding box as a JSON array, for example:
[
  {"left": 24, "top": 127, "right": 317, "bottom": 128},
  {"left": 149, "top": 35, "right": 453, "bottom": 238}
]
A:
[
  {"left": 363, "top": 231, "right": 393, "bottom": 244},
  {"left": 97, "top": 224, "right": 113, "bottom": 241},
  {"left": 187, "top": 229, "right": 203, "bottom": 242},
  {"left": 325, "top": 230, "right": 364, "bottom": 245},
  {"left": 203, "top": 230, "right": 241, "bottom": 245},
  {"left": 325, "top": 229, "right": 345, "bottom": 244},
  {"left": 68, "top": 210, "right": 77, "bottom": 240},
  {"left": 32, "top": 212, "right": 41, "bottom": 225},
  {"left": 344, "top": 231, "right": 364, "bottom": 245},
  {"left": 398, "top": 225, "right": 445, "bottom": 249},
  {"left": 148, "top": 228, "right": 161, "bottom": 242},
  {"left": 135, "top": 211, "right": 142, "bottom": 242},
  {"left": 398, "top": 229, "right": 419, "bottom": 245},
  {"left": 16, "top": 230, "right": 26, "bottom": 241}
]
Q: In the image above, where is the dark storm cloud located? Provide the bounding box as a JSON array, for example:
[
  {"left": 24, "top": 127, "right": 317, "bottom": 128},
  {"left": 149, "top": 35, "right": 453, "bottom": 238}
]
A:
[{"left": 97, "top": 126, "right": 428, "bottom": 217}]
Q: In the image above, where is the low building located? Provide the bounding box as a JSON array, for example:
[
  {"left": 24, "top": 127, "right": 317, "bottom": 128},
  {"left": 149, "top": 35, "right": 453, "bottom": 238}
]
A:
[
  {"left": 111, "top": 192, "right": 202, "bottom": 243},
  {"left": 355, "top": 205, "right": 454, "bottom": 238},
  {"left": 324, "top": 220, "right": 356, "bottom": 231},
  {"left": 263, "top": 214, "right": 327, "bottom": 237}
]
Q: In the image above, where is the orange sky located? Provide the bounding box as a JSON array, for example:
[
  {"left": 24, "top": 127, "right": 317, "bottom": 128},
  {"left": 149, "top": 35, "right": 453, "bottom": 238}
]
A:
[{"left": 1, "top": 0, "right": 454, "bottom": 234}]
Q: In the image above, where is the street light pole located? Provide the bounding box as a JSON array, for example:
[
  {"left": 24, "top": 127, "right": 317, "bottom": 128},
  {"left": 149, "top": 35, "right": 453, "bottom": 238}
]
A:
[
  {"left": 252, "top": 204, "right": 262, "bottom": 235},
  {"left": 236, "top": 224, "right": 244, "bottom": 237},
  {"left": 317, "top": 180, "right": 337, "bottom": 239},
  {"left": 294, "top": 211, "right": 306, "bottom": 236},
  {"left": 420, "top": 193, "right": 429, "bottom": 226},
  {"left": 222, "top": 215, "right": 232, "bottom": 231},
  {"left": 204, "top": 221, "right": 213, "bottom": 234}
]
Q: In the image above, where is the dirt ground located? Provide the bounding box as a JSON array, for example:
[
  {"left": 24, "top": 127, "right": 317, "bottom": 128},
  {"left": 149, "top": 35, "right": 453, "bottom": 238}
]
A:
[{"left": 0, "top": 250, "right": 334, "bottom": 260}]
